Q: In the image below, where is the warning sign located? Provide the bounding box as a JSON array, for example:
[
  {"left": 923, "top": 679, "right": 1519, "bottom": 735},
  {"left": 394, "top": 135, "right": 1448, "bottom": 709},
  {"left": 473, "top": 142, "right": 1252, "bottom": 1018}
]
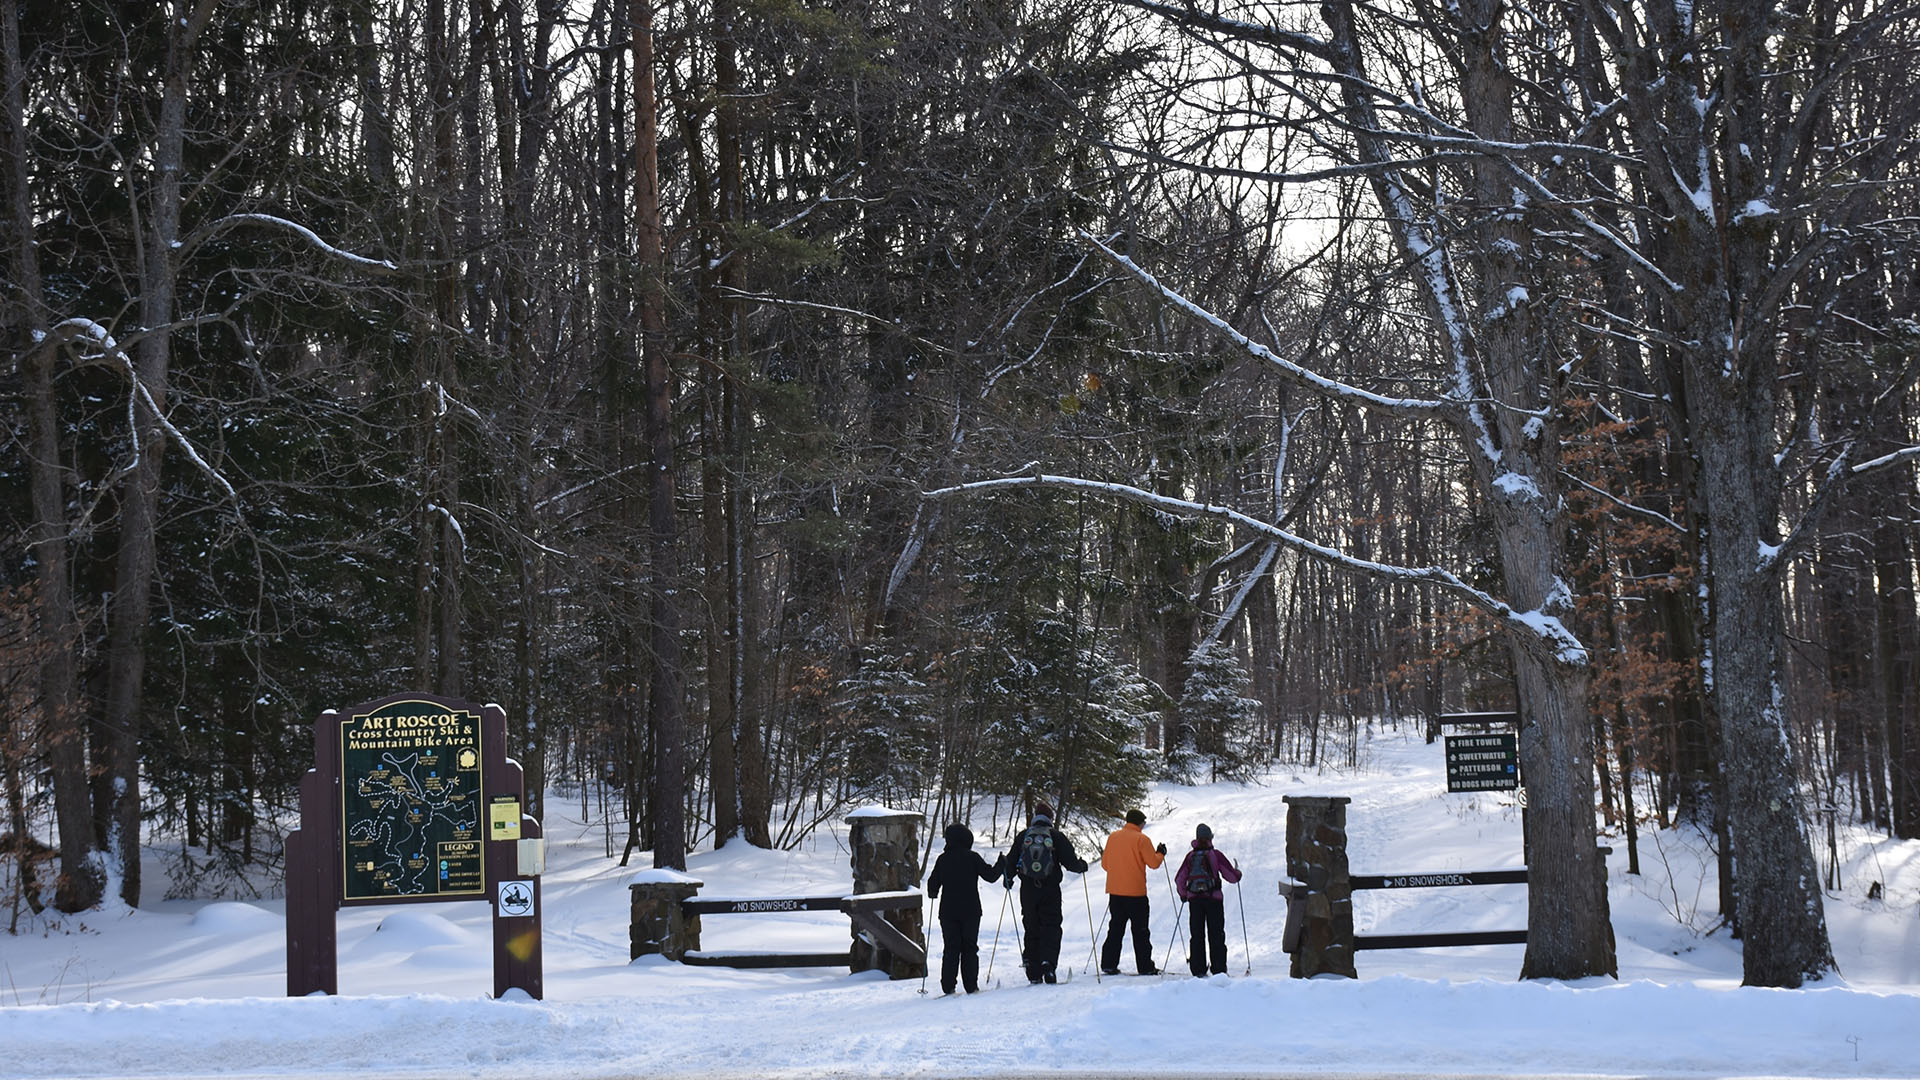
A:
[
  {"left": 498, "top": 879, "right": 536, "bottom": 919},
  {"left": 490, "top": 795, "right": 523, "bottom": 840}
]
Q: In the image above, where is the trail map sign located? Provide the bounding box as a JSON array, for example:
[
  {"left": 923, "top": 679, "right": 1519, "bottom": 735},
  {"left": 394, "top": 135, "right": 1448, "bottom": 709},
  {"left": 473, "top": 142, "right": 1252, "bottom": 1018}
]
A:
[
  {"left": 340, "top": 700, "right": 485, "bottom": 902},
  {"left": 285, "top": 692, "right": 543, "bottom": 1000},
  {"left": 1445, "top": 733, "right": 1519, "bottom": 792}
]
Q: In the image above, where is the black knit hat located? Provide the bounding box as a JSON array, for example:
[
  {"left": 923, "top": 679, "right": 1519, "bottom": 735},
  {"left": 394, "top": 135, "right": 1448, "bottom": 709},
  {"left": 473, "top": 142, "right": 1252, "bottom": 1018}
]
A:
[
  {"left": 944, "top": 822, "right": 974, "bottom": 847},
  {"left": 1195, "top": 822, "right": 1213, "bottom": 842},
  {"left": 1125, "top": 809, "right": 1146, "bottom": 827}
]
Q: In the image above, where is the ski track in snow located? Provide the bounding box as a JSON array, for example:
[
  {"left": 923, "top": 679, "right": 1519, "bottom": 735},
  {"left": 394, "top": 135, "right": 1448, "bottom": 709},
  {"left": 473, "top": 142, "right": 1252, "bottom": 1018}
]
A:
[{"left": 3, "top": 726, "right": 1917, "bottom": 1080}]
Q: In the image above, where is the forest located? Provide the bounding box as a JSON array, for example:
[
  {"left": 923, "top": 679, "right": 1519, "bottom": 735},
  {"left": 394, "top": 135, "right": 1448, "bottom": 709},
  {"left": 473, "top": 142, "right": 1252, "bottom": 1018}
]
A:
[{"left": 2, "top": 0, "right": 1916, "bottom": 991}]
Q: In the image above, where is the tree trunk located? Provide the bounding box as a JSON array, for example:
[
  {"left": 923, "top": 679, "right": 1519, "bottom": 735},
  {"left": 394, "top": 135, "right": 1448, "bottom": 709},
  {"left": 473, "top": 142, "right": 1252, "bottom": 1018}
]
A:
[
  {"left": 701, "top": 367, "right": 739, "bottom": 846},
  {"left": 1682, "top": 358, "right": 1836, "bottom": 985},
  {"left": 1511, "top": 647, "right": 1614, "bottom": 978},
  {"left": 633, "top": 0, "right": 685, "bottom": 870},
  {"left": 101, "top": 0, "right": 213, "bottom": 908},
  {"left": 3, "top": 0, "right": 100, "bottom": 912},
  {"left": 1874, "top": 500, "right": 1919, "bottom": 839},
  {"left": 736, "top": 467, "right": 773, "bottom": 846}
]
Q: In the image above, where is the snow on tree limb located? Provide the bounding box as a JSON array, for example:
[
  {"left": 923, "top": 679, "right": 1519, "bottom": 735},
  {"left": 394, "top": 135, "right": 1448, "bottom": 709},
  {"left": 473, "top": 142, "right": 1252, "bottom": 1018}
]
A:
[
  {"left": 927, "top": 472, "right": 1587, "bottom": 665},
  {"left": 1198, "top": 540, "right": 1278, "bottom": 653},
  {"left": 1116, "top": 0, "right": 1335, "bottom": 60},
  {"left": 534, "top": 462, "right": 647, "bottom": 512},
  {"left": 881, "top": 254, "right": 1096, "bottom": 611},
  {"left": 719, "top": 288, "right": 951, "bottom": 357},
  {"left": 1561, "top": 471, "right": 1686, "bottom": 534},
  {"left": 1766, "top": 439, "right": 1920, "bottom": 577},
  {"left": 1850, "top": 444, "right": 1920, "bottom": 474},
  {"left": 1078, "top": 231, "right": 1454, "bottom": 417},
  {"left": 44, "top": 318, "right": 239, "bottom": 503},
  {"left": 206, "top": 213, "right": 397, "bottom": 272}
]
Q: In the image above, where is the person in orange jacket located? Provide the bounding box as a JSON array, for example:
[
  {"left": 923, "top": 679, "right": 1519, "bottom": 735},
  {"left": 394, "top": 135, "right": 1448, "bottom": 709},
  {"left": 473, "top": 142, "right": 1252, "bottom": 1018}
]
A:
[{"left": 1099, "top": 808, "right": 1166, "bottom": 975}]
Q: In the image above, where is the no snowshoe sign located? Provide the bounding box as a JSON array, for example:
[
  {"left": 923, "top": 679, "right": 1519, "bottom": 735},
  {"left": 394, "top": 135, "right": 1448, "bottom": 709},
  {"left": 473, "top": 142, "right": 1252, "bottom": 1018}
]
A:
[{"left": 1444, "top": 734, "right": 1518, "bottom": 792}]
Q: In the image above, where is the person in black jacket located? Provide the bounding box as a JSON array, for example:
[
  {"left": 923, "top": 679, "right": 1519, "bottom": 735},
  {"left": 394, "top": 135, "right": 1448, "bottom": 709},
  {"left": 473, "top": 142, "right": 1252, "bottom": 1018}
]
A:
[
  {"left": 926, "top": 823, "right": 1003, "bottom": 994},
  {"left": 1001, "top": 801, "right": 1089, "bottom": 984}
]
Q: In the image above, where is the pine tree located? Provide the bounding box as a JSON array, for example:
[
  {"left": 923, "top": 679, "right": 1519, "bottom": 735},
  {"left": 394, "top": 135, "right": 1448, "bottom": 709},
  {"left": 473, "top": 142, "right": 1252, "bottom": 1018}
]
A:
[{"left": 1178, "top": 642, "right": 1265, "bottom": 783}]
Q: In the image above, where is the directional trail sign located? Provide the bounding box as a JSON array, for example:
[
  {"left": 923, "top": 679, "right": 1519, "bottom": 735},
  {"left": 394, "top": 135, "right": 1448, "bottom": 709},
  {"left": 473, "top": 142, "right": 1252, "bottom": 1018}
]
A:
[{"left": 1444, "top": 733, "right": 1518, "bottom": 792}]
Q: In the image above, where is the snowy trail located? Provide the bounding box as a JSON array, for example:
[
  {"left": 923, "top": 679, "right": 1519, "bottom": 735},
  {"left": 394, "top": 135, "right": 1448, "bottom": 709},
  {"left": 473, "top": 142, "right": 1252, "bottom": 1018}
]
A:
[{"left": 3, "top": 727, "right": 1917, "bottom": 1080}]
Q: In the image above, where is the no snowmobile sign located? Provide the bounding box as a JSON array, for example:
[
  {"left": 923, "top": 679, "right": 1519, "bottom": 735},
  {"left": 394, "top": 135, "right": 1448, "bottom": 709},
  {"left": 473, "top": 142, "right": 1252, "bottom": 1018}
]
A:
[{"left": 1445, "top": 734, "right": 1518, "bottom": 792}]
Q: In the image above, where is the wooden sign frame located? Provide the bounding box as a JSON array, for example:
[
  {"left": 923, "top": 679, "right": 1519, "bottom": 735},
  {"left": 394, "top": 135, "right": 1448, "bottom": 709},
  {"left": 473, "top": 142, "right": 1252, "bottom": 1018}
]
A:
[{"left": 285, "top": 692, "right": 542, "bottom": 999}]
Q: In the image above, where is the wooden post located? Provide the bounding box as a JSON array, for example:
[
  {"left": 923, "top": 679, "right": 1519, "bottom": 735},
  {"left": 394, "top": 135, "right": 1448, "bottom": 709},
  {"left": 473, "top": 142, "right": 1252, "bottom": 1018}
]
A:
[
  {"left": 483, "top": 702, "right": 543, "bottom": 1000},
  {"left": 1283, "top": 795, "right": 1356, "bottom": 978},
  {"left": 845, "top": 808, "right": 924, "bottom": 979},
  {"left": 285, "top": 709, "right": 340, "bottom": 996},
  {"left": 629, "top": 874, "right": 704, "bottom": 960}
]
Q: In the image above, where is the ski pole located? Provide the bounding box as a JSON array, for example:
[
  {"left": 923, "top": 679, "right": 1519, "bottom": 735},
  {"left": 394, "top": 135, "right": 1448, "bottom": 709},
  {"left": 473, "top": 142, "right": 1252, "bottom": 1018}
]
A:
[
  {"left": 1234, "top": 869, "right": 1251, "bottom": 975},
  {"left": 1083, "top": 896, "right": 1109, "bottom": 974},
  {"left": 985, "top": 884, "right": 1010, "bottom": 985},
  {"left": 1161, "top": 897, "right": 1188, "bottom": 975},
  {"left": 919, "top": 895, "right": 934, "bottom": 995},
  {"left": 1161, "top": 861, "right": 1188, "bottom": 958},
  {"left": 1081, "top": 872, "right": 1102, "bottom": 983}
]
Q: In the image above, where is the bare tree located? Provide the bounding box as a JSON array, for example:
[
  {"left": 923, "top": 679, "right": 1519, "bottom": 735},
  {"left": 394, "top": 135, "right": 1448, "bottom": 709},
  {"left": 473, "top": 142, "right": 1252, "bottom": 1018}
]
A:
[
  {"left": 998, "top": 0, "right": 1622, "bottom": 980},
  {"left": 1, "top": 0, "right": 98, "bottom": 912}
]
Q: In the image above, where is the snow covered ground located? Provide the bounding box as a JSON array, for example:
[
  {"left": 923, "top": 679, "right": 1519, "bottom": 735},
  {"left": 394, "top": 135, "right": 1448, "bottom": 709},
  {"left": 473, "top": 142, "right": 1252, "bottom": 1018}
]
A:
[{"left": 4, "top": 725, "right": 1917, "bottom": 1080}]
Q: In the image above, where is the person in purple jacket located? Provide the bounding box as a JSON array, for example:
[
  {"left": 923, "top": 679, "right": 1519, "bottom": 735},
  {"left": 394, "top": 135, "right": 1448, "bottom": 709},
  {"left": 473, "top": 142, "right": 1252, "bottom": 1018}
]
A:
[{"left": 1174, "top": 822, "right": 1244, "bottom": 976}]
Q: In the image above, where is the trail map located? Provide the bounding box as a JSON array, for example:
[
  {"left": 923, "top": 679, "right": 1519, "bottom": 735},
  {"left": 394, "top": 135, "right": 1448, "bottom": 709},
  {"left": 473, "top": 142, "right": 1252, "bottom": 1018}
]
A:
[{"left": 340, "top": 701, "right": 485, "bottom": 901}]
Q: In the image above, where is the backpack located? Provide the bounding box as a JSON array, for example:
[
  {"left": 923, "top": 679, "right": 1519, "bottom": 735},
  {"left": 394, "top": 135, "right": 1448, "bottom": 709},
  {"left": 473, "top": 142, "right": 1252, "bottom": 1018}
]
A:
[
  {"left": 1184, "top": 849, "right": 1220, "bottom": 896},
  {"left": 1016, "top": 824, "right": 1056, "bottom": 883}
]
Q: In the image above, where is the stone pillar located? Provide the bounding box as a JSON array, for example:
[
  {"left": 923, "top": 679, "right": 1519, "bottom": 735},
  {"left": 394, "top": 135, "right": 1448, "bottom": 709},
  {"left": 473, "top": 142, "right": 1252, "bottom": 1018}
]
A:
[
  {"left": 846, "top": 808, "right": 925, "bottom": 979},
  {"left": 1284, "top": 795, "right": 1356, "bottom": 978},
  {"left": 628, "top": 874, "right": 703, "bottom": 961}
]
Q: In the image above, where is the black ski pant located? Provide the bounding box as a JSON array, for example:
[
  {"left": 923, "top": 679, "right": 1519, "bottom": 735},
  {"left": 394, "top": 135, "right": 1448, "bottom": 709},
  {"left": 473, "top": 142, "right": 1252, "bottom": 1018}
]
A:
[
  {"left": 1018, "top": 880, "right": 1064, "bottom": 981},
  {"left": 1188, "top": 895, "right": 1228, "bottom": 975},
  {"left": 1101, "top": 893, "right": 1154, "bottom": 973},
  {"left": 939, "top": 913, "right": 982, "bottom": 993}
]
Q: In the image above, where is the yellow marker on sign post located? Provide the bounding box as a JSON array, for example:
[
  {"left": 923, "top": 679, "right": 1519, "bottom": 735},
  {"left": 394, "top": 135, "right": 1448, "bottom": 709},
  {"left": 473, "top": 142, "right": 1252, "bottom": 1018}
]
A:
[{"left": 490, "top": 796, "right": 522, "bottom": 840}]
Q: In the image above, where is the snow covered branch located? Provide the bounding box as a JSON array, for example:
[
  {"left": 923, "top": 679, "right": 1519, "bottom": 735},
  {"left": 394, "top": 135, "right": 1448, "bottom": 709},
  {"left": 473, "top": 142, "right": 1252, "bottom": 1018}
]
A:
[
  {"left": 927, "top": 472, "right": 1587, "bottom": 665},
  {"left": 43, "top": 318, "right": 240, "bottom": 503},
  {"left": 1850, "top": 444, "right": 1920, "bottom": 475},
  {"left": 1766, "top": 438, "right": 1907, "bottom": 577},
  {"left": 1198, "top": 540, "right": 1279, "bottom": 653},
  {"left": 882, "top": 255, "right": 1096, "bottom": 611},
  {"left": 533, "top": 462, "right": 647, "bottom": 512},
  {"left": 1078, "top": 231, "right": 1454, "bottom": 418},
  {"left": 1117, "top": 0, "right": 1335, "bottom": 60},
  {"left": 204, "top": 214, "right": 397, "bottom": 272},
  {"left": 718, "top": 289, "right": 951, "bottom": 357},
  {"left": 1561, "top": 472, "right": 1686, "bottom": 534}
]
